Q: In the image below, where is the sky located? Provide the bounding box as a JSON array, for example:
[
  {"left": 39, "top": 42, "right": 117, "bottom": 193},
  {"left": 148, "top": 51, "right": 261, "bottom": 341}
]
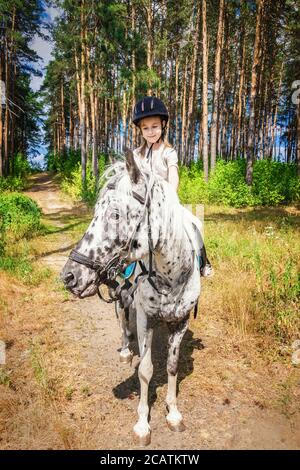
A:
[
  {"left": 29, "top": 4, "right": 60, "bottom": 166},
  {"left": 30, "top": 5, "right": 60, "bottom": 92}
]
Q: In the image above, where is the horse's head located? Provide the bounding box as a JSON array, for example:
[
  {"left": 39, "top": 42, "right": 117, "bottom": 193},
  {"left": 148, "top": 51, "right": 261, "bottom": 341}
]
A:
[{"left": 61, "top": 150, "right": 159, "bottom": 298}]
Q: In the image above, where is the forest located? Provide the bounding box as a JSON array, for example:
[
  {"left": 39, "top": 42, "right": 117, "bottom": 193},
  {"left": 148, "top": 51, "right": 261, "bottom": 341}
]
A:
[{"left": 0, "top": 0, "right": 299, "bottom": 201}]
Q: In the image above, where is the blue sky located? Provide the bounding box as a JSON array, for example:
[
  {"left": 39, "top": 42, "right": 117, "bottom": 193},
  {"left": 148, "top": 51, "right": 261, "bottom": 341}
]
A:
[
  {"left": 30, "top": 4, "right": 60, "bottom": 92},
  {"left": 29, "top": 3, "right": 60, "bottom": 166}
]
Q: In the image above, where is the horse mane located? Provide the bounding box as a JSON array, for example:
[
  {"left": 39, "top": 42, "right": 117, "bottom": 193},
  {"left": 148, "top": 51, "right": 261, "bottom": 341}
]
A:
[{"left": 97, "top": 158, "right": 197, "bottom": 253}]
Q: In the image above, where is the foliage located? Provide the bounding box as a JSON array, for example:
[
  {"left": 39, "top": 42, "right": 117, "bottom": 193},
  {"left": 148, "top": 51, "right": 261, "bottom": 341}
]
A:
[
  {"left": 49, "top": 150, "right": 107, "bottom": 205},
  {"left": 0, "top": 176, "right": 26, "bottom": 192},
  {"left": 0, "top": 193, "right": 41, "bottom": 254},
  {"left": 12, "top": 153, "right": 32, "bottom": 178},
  {"left": 178, "top": 160, "right": 300, "bottom": 208}
]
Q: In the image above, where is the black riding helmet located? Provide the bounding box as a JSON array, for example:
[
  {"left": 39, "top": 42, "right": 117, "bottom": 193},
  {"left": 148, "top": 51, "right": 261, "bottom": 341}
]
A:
[{"left": 133, "top": 96, "right": 169, "bottom": 141}]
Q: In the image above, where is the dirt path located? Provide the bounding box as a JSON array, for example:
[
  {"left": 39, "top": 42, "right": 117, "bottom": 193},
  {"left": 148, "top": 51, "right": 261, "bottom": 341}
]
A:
[{"left": 3, "top": 172, "right": 298, "bottom": 450}]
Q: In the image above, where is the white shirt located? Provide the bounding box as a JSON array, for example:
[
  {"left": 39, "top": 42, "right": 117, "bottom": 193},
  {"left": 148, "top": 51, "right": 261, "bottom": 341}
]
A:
[{"left": 133, "top": 143, "right": 178, "bottom": 182}]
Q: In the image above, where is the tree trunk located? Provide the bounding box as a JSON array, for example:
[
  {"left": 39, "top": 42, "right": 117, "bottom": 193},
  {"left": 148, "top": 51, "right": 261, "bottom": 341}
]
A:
[
  {"left": 246, "top": 0, "right": 264, "bottom": 185},
  {"left": 186, "top": 3, "right": 201, "bottom": 164},
  {"left": 80, "top": 1, "right": 86, "bottom": 187},
  {"left": 210, "top": 0, "right": 224, "bottom": 170},
  {"left": 175, "top": 53, "right": 179, "bottom": 150},
  {"left": 60, "top": 77, "right": 66, "bottom": 153},
  {"left": 146, "top": 0, "right": 153, "bottom": 95},
  {"left": 202, "top": 0, "right": 209, "bottom": 181},
  {"left": 180, "top": 56, "right": 188, "bottom": 163},
  {"left": 87, "top": 43, "right": 98, "bottom": 180},
  {"left": 0, "top": 56, "right": 3, "bottom": 176},
  {"left": 4, "top": 35, "right": 9, "bottom": 175},
  {"left": 269, "top": 61, "right": 283, "bottom": 159},
  {"left": 236, "top": 30, "right": 246, "bottom": 159},
  {"left": 297, "top": 102, "right": 300, "bottom": 176}
]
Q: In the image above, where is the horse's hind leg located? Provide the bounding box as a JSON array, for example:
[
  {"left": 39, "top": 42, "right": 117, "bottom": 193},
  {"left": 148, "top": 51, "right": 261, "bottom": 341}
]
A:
[
  {"left": 133, "top": 309, "right": 153, "bottom": 446},
  {"left": 165, "top": 317, "right": 189, "bottom": 432},
  {"left": 115, "top": 301, "right": 133, "bottom": 364}
]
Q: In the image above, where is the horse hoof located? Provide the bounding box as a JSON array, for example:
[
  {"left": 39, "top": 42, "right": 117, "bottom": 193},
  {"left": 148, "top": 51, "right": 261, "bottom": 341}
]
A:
[
  {"left": 133, "top": 431, "right": 151, "bottom": 447},
  {"left": 119, "top": 351, "right": 133, "bottom": 364},
  {"left": 166, "top": 420, "right": 186, "bottom": 432}
]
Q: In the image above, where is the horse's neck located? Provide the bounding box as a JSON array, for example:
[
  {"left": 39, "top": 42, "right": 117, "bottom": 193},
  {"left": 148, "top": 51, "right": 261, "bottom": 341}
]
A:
[{"left": 153, "top": 205, "right": 193, "bottom": 285}]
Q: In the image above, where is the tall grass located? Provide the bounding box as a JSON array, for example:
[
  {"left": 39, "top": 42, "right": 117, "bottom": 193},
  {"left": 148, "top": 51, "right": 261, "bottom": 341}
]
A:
[{"left": 203, "top": 205, "right": 300, "bottom": 346}]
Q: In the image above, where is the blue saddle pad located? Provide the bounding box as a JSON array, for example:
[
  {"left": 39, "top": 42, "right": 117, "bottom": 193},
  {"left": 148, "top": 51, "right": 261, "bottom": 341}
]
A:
[{"left": 121, "top": 262, "right": 137, "bottom": 279}]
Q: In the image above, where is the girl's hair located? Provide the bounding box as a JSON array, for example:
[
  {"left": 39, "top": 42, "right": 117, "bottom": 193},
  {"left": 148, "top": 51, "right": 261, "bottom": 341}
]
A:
[{"left": 138, "top": 116, "right": 173, "bottom": 157}]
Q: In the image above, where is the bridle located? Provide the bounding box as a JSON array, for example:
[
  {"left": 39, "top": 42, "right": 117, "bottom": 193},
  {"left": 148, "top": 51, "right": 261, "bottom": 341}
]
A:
[
  {"left": 68, "top": 167, "right": 198, "bottom": 318},
  {"left": 69, "top": 172, "right": 157, "bottom": 303}
]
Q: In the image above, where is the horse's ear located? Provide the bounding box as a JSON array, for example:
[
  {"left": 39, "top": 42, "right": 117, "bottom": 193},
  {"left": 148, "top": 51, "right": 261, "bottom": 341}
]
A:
[{"left": 125, "top": 147, "right": 141, "bottom": 184}]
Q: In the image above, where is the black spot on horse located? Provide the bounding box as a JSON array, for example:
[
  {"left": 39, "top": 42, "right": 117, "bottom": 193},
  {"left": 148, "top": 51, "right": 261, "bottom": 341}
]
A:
[
  {"left": 149, "top": 296, "right": 155, "bottom": 301},
  {"left": 84, "top": 232, "right": 94, "bottom": 244},
  {"left": 133, "top": 240, "right": 141, "bottom": 249}
]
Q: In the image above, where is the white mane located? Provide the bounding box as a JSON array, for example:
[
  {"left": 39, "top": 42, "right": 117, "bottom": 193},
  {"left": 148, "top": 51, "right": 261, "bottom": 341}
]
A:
[{"left": 97, "top": 158, "right": 198, "bottom": 253}]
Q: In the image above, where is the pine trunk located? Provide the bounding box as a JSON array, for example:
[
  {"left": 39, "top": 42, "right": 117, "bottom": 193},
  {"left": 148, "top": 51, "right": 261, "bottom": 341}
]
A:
[
  {"left": 210, "top": 0, "right": 224, "bottom": 170},
  {"left": 186, "top": 3, "right": 200, "bottom": 164},
  {"left": 246, "top": 0, "right": 264, "bottom": 185},
  {"left": 0, "top": 56, "right": 3, "bottom": 176},
  {"left": 297, "top": 102, "right": 300, "bottom": 176},
  {"left": 202, "top": 0, "right": 209, "bottom": 181},
  {"left": 180, "top": 57, "right": 188, "bottom": 163}
]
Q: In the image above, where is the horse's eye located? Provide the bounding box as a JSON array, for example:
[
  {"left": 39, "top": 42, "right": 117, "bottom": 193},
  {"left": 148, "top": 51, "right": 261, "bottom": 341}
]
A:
[{"left": 110, "top": 211, "right": 119, "bottom": 221}]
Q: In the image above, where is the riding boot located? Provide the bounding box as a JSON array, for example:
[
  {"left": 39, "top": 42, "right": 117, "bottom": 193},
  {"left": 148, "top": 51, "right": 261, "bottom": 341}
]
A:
[{"left": 200, "top": 244, "right": 214, "bottom": 278}]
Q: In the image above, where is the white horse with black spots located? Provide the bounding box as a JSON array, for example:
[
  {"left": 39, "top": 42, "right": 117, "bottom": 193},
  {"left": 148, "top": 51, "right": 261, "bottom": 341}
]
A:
[{"left": 61, "top": 150, "right": 202, "bottom": 446}]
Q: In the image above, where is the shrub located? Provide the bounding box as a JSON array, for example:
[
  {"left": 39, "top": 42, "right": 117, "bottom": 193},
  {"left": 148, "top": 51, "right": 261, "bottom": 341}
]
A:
[
  {"left": 57, "top": 152, "right": 107, "bottom": 205},
  {"left": 0, "top": 193, "right": 41, "bottom": 248},
  {"left": 0, "top": 176, "right": 25, "bottom": 192},
  {"left": 178, "top": 159, "right": 299, "bottom": 207},
  {"left": 208, "top": 160, "right": 254, "bottom": 207},
  {"left": 13, "top": 152, "right": 31, "bottom": 178}
]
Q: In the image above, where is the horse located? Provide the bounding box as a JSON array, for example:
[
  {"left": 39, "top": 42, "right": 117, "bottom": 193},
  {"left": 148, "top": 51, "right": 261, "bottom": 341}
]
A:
[{"left": 61, "top": 149, "right": 201, "bottom": 446}]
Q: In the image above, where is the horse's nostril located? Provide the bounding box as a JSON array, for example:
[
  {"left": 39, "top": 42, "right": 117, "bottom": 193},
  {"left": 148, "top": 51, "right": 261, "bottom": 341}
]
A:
[{"left": 64, "top": 272, "right": 77, "bottom": 287}]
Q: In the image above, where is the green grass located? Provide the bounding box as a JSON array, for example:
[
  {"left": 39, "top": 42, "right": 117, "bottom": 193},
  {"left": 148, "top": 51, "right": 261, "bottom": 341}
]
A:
[{"left": 203, "top": 205, "right": 300, "bottom": 345}]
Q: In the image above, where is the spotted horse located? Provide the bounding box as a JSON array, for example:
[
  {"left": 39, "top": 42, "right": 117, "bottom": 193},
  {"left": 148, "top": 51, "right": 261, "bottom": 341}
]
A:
[{"left": 61, "top": 150, "right": 202, "bottom": 446}]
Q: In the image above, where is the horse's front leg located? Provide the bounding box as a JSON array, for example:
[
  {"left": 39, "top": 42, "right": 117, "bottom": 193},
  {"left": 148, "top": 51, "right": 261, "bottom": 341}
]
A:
[
  {"left": 133, "top": 309, "right": 153, "bottom": 446},
  {"left": 166, "top": 317, "right": 189, "bottom": 432},
  {"left": 115, "top": 301, "right": 133, "bottom": 364}
]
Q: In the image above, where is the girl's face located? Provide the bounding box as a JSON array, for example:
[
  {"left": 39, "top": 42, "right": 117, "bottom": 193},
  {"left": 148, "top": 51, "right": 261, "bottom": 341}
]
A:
[{"left": 139, "top": 116, "right": 163, "bottom": 145}]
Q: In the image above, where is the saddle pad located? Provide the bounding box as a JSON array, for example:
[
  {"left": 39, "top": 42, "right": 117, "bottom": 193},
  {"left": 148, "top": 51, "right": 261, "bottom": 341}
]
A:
[{"left": 121, "top": 262, "right": 137, "bottom": 280}]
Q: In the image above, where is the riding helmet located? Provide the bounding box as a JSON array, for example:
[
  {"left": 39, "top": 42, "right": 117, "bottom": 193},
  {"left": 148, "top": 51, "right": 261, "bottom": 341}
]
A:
[{"left": 132, "top": 96, "right": 169, "bottom": 126}]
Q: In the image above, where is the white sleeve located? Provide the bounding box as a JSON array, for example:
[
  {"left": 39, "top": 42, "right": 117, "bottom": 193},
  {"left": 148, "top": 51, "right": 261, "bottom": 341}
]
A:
[{"left": 166, "top": 148, "right": 178, "bottom": 169}]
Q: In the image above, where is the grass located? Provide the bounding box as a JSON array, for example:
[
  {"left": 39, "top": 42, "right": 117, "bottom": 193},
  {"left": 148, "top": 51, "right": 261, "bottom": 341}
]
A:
[{"left": 201, "top": 205, "right": 300, "bottom": 346}]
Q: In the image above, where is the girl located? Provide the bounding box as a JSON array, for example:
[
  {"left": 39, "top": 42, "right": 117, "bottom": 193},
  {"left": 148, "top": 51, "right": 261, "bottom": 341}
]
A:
[{"left": 131, "top": 96, "right": 213, "bottom": 277}]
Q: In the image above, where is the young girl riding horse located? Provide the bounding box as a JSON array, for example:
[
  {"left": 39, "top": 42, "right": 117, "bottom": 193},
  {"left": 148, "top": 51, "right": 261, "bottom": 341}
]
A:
[{"left": 131, "top": 95, "right": 213, "bottom": 278}]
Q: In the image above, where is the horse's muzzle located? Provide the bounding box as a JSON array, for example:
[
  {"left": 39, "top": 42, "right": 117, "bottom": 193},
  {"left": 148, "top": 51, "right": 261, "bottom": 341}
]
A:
[{"left": 62, "top": 271, "right": 77, "bottom": 288}]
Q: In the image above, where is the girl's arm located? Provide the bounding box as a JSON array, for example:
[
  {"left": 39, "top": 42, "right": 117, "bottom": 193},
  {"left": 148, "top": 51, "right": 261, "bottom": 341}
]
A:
[{"left": 168, "top": 166, "right": 179, "bottom": 192}]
